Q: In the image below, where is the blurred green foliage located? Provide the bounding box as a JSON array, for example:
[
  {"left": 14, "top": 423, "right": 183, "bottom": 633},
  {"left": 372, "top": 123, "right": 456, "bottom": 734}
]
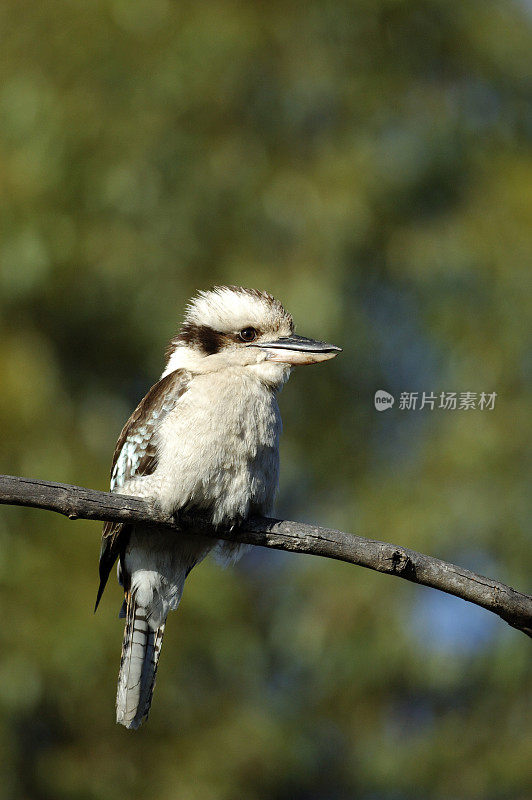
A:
[{"left": 0, "top": 0, "right": 531, "bottom": 798}]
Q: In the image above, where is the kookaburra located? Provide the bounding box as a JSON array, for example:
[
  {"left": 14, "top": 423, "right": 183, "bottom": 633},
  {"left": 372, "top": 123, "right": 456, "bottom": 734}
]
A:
[{"left": 96, "top": 286, "right": 341, "bottom": 729}]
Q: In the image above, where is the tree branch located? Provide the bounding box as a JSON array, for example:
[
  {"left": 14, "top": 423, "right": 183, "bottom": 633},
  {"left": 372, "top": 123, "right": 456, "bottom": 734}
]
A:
[{"left": 1, "top": 474, "right": 530, "bottom": 638}]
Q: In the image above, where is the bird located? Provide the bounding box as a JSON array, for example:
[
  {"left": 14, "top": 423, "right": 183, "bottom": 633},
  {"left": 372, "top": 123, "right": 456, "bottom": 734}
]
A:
[{"left": 95, "top": 285, "right": 341, "bottom": 729}]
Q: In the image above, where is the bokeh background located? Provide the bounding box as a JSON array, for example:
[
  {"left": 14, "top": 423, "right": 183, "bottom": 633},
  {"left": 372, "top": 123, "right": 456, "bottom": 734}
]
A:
[{"left": 1, "top": 1, "right": 531, "bottom": 798}]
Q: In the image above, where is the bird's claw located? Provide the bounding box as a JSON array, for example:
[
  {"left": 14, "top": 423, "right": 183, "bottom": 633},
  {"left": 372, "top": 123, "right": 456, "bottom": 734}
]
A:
[{"left": 169, "top": 512, "right": 181, "bottom": 529}]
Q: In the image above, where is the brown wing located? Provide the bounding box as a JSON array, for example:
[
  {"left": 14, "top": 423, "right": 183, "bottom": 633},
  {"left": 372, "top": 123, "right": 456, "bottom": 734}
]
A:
[{"left": 95, "top": 369, "right": 191, "bottom": 610}]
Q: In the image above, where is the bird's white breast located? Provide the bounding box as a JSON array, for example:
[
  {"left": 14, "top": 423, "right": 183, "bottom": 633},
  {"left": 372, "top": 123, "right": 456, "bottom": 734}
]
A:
[{"left": 154, "top": 368, "right": 281, "bottom": 524}]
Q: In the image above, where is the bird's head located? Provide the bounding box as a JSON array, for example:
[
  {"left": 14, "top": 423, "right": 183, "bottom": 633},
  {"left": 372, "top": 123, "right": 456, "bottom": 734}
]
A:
[{"left": 164, "top": 286, "right": 341, "bottom": 387}]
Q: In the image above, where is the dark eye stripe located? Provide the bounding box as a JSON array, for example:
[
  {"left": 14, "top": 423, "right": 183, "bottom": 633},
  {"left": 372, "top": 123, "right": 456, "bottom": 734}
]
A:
[{"left": 176, "top": 323, "right": 226, "bottom": 354}]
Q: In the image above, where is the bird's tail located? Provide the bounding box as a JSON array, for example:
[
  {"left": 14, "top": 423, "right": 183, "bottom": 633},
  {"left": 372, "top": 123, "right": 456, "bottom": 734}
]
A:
[{"left": 116, "top": 592, "right": 165, "bottom": 730}]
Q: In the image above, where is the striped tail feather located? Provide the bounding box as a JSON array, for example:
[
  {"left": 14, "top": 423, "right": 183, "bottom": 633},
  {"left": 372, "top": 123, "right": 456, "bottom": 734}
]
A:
[{"left": 116, "top": 593, "right": 165, "bottom": 729}]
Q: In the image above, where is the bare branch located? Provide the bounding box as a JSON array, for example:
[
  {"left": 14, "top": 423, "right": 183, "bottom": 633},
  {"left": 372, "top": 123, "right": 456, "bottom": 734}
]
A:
[{"left": 0, "top": 474, "right": 530, "bottom": 638}]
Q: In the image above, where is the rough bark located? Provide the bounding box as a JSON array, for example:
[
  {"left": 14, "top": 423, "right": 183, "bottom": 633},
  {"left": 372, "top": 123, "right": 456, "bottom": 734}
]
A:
[{"left": 0, "top": 474, "right": 530, "bottom": 638}]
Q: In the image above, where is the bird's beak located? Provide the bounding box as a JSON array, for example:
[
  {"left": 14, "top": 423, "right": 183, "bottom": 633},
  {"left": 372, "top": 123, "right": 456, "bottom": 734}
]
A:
[{"left": 253, "top": 334, "right": 342, "bottom": 365}]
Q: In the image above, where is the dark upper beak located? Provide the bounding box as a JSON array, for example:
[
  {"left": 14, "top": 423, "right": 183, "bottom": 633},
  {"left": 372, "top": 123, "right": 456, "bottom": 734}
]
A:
[{"left": 253, "top": 334, "right": 342, "bottom": 365}]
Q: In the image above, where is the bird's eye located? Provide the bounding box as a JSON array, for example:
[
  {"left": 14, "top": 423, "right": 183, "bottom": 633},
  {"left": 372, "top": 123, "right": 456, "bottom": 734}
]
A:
[{"left": 239, "top": 327, "right": 257, "bottom": 342}]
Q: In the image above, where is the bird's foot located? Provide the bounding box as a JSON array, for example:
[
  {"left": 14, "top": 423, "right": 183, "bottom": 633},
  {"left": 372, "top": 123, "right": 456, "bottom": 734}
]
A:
[{"left": 168, "top": 511, "right": 181, "bottom": 529}]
